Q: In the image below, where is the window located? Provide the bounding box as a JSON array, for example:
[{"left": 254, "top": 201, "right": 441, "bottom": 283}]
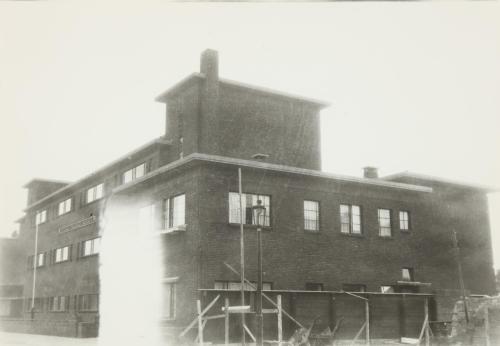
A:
[
  {"left": 78, "top": 294, "right": 99, "bottom": 311},
  {"left": 380, "top": 286, "right": 395, "bottom": 294},
  {"left": 402, "top": 267, "right": 414, "bottom": 281},
  {"left": 305, "top": 283, "right": 323, "bottom": 291},
  {"left": 54, "top": 246, "right": 70, "bottom": 263},
  {"left": 399, "top": 211, "right": 410, "bottom": 230},
  {"left": 27, "top": 253, "right": 45, "bottom": 269},
  {"left": 304, "top": 200, "right": 320, "bottom": 231},
  {"left": 214, "top": 281, "right": 272, "bottom": 291},
  {"left": 123, "top": 163, "right": 146, "bottom": 184},
  {"left": 164, "top": 194, "right": 186, "bottom": 229},
  {"left": 58, "top": 198, "right": 72, "bottom": 216},
  {"left": 35, "top": 210, "right": 47, "bottom": 225},
  {"left": 229, "top": 192, "right": 271, "bottom": 227},
  {"left": 86, "top": 183, "right": 104, "bottom": 203},
  {"left": 378, "top": 209, "right": 392, "bottom": 237},
  {"left": 82, "top": 238, "right": 100, "bottom": 257},
  {"left": 49, "top": 296, "right": 69, "bottom": 312},
  {"left": 340, "top": 204, "right": 362, "bottom": 234},
  {"left": 342, "top": 284, "right": 366, "bottom": 292},
  {"left": 162, "top": 283, "right": 176, "bottom": 320}
]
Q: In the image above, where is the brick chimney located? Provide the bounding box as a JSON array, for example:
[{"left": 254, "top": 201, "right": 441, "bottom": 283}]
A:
[
  {"left": 199, "top": 49, "right": 220, "bottom": 153},
  {"left": 363, "top": 166, "right": 379, "bottom": 179}
]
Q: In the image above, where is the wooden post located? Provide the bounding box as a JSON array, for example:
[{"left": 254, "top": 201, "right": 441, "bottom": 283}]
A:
[
  {"left": 225, "top": 298, "right": 230, "bottom": 345},
  {"left": 365, "top": 299, "right": 370, "bottom": 346},
  {"left": 197, "top": 300, "right": 204, "bottom": 346},
  {"left": 424, "top": 298, "right": 430, "bottom": 346},
  {"left": 277, "top": 295, "right": 283, "bottom": 346},
  {"left": 485, "top": 307, "right": 490, "bottom": 346}
]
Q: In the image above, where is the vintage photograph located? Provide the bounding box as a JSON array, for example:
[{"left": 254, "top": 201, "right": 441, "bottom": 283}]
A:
[{"left": 0, "top": 1, "right": 499, "bottom": 346}]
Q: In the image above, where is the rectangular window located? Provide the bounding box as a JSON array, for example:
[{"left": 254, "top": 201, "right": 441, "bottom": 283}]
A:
[
  {"left": 342, "top": 284, "right": 367, "bottom": 292},
  {"left": 35, "top": 210, "right": 47, "bottom": 225},
  {"left": 123, "top": 163, "right": 146, "bottom": 184},
  {"left": 399, "top": 211, "right": 410, "bottom": 230},
  {"left": 305, "top": 283, "right": 324, "bottom": 291},
  {"left": 402, "top": 267, "right": 414, "bottom": 281},
  {"left": 214, "top": 281, "right": 272, "bottom": 291},
  {"left": 54, "top": 246, "right": 70, "bottom": 263},
  {"left": 86, "top": 183, "right": 104, "bottom": 203},
  {"left": 78, "top": 294, "right": 99, "bottom": 311},
  {"left": 28, "top": 253, "right": 45, "bottom": 269},
  {"left": 49, "top": 296, "right": 69, "bottom": 312},
  {"left": 161, "top": 283, "right": 176, "bottom": 320},
  {"left": 228, "top": 192, "right": 271, "bottom": 227},
  {"left": 378, "top": 209, "right": 392, "bottom": 237},
  {"left": 58, "top": 198, "right": 72, "bottom": 216},
  {"left": 163, "top": 194, "right": 186, "bottom": 229},
  {"left": 380, "top": 286, "right": 395, "bottom": 294},
  {"left": 82, "top": 238, "right": 100, "bottom": 257},
  {"left": 340, "top": 204, "right": 362, "bottom": 234},
  {"left": 304, "top": 200, "right": 320, "bottom": 231}
]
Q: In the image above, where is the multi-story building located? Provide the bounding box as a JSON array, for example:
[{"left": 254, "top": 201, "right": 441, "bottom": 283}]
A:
[{"left": 1, "top": 49, "right": 496, "bottom": 341}]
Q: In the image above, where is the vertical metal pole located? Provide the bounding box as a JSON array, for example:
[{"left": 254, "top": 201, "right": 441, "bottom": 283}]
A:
[
  {"left": 424, "top": 298, "right": 430, "bottom": 346},
  {"left": 365, "top": 299, "right": 370, "bottom": 346},
  {"left": 225, "top": 298, "right": 230, "bottom": 345},
  {"left": 453, "top": 230, "right": 469, "bottom": 323},
  {"left": 238, "top": 167, "right": 246, "bottom": 345},
  {"left": 197, "top": 300, "right": 204, "bottom": 346},
  {"left": 485, "top": 306, "right": 490, "bottom": 346},
  {"left": 31, "top": 217, "right": 39, "bottom": 313},
  {"left": 277, "top": 295, "right": 283, "bottom": 346},
  {"left": 256, "top": 227, "right": 263, "bottom": 346}
]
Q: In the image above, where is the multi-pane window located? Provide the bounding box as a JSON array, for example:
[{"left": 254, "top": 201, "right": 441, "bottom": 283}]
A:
[
  {"left": 82, "top": 238, "right": 100, "bottom": 257},
  {"left": 123, "top": 163, "right": 146, "bottom": 184},
  {"left": 342, "top": 284, "right": 367, "bottom": 292},
  {"left": 35, "top": 210, "right": 47, "bottom": 225},
  {"left": 304, "top": 200, "right": 320, "bottom": 231},
  {"left": 399, "top": 211, "right": 410, "bottom": 230},
  {"left": 78, "top": 294, "right": 99, "bottom": 311},
  {"left": 340, "top": 204, "right": 362, "bottom": 234},
  {"left": 86, "top": 183, "right": 104, "bottom": 203},
  {"left": 54, "top": 246, "right": 70, "bottom": 263},
  {"left": 49, "top": 296, "right": 69, "bottom": 312},
  {"left": 378, "top": 209, "right": 392, "bottom": 237},
  {"left": 402, "top": 267, "right": 414, "bottom": 281},
  {"left": 58, "top": 198, "right": 72, "bottom": 216},
  {"left": 28, "top": 253, "right": 45, "bottom": 269},
  {"left": 228, "top": 192, "right": 271, "bottom": 227},
  {"left": 161, "top": 283, "right": 176, "bottom": 320},
  {"left": 214, "top": 281, "right": 272, "bottom": 291},
  {"left": 164, "top": 194, "right": 186, "bottom": 229}
]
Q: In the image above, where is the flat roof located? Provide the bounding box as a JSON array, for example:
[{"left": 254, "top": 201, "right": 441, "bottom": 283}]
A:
[
  {"left": 114, "top": 152, "right": 433, "bottom": 194},
  {"left": 155, "top": 73, "right": 330, "bottom": 108},
  {"left": 382, "top": 171, "right": 498, "bottom": 193}
]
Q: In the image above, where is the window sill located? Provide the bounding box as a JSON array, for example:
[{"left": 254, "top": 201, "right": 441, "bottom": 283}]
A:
[
  {"left": 340, "top": 232, "right": 364, "bottom": 238},
  {"left": 228, "top": 223, "right": 272, "bottom": 231},
  {"left": 158, "top": 224, "right": 187, "bottom": 234},
  {"left": 53, "top": 259, "right": 71, "bottom": 264},
  {"left": 79, "top": 253, "right": 99, "bottom": 259}
]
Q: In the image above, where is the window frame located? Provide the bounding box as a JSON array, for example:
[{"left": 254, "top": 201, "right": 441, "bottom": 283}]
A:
[
  {"left": 401, "top": 267, "right": 414, "bottom": 281},
  {"left": 77, "top": 294, "right": 99, "bottom": 312},
  {"left": 48, "top": 296, "right": 69, "bottom": 312},
  {"left": 399, "top": 210, "right": 411, "bottom": 231},
  {"left": 122, "top": 162, "right": 146, "bottom": 184},
  {"left": 380, "top": 285, "right": 395, "bottom": 294},
  {"left": 86, "top": 183, "right": 104, "bottom": 204},
  {"left": 377, "top": 208, "right": 392, "bottom": 237},
  {"left": 161, "top": 282, "right": 176, "bottom": 320},
  {"left": 339, "top": 204, "right": 362, "bottom": 235},
  {"left": 228, "top": 192, "right": 271, "bottom": 228},
  {"left": 57, "top": 198, "right": 73, "bottom": 216},
  {"left": 81, "top": 238, "right": 100, "bottom": 257},
  {"left": 53, "top": 245, "right": 71, "bottom": 263},
  {"left": 163, "top": 193, "right": 187, "bottom": 230},
  {"left": 303, "top": 200, "right": 320, "bottom": 232},
  {"left": 35, "top": 210, "right": 47, "bottom": 225}
]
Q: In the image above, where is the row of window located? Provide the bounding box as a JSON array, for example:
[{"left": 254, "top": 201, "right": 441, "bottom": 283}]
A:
[
  {"left": 26, "top": 294, "right": 99, "bottom": 312},
  {"left": 33, "top": 162, "right": 148, "bottom": 226},
  {"left": 27, "top": 238, "right": 100, "bottom": 269},
  {"left": 228, "top": 192, "right": 411, "bottom": 236}
]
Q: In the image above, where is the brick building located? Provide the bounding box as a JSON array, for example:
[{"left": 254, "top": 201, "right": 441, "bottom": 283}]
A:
[{"left": 1, "top": 49, "right": 496, "bottom": 341}]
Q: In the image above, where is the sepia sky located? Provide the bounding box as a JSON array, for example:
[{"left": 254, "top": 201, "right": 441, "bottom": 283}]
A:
[{"left": 0, "top": 1, "right": 499, "bottom": 267}]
